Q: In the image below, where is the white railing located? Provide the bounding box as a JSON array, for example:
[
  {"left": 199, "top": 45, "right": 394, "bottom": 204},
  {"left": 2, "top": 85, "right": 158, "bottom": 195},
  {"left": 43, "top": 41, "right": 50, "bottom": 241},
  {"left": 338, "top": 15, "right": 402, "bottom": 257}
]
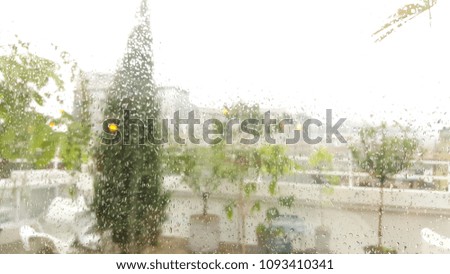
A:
[
  {"left": 292, "top": 156, "right": 450, "bottom": 190},
  {"left": 163, "top": 176, "right": 450, "bottom": 253}
]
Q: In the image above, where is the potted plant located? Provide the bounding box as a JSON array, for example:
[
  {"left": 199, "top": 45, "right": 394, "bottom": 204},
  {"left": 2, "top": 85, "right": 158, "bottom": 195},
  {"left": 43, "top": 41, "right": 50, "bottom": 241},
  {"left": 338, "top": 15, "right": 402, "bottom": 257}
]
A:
[
  {"left": 217, "top": 143, "right": 300, "bottom": 253},
  {"left": 216, "top": 142, "right": 261, "bottom": 253},
  {"left": 165, "top": 145, "right": 222, "bottom": 253},
  {"left": 308, "top": 147, "right": 340, "bottom": 253},
  {"left": 351, "top": 123, "right": 420, "bottom": 254}
]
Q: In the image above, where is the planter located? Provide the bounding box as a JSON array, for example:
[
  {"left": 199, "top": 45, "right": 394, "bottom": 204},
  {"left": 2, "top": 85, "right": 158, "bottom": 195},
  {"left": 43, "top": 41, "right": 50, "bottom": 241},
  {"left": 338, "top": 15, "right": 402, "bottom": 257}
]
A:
[
  {"left": 189, "top": 214, "right": 220, "bottom": 253},
  {"left": 314, "top": 226, "right": 331, "bottom": 253}
]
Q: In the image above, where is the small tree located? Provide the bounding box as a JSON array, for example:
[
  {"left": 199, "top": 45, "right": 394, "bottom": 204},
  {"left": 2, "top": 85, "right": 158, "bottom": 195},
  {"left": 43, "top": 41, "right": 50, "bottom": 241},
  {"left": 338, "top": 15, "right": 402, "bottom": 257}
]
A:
[
  {"left": 215, "top": 102, "right": 262, "bottom": 252},
  {"left": 308, "top": 147, "right": 339, "bottom": 227},
  {"left": 255, "top": 145, "right": 299, "bottom": 253},
  {"left": 217, "top": 102, "right": 300, "bottom": 252},
  {"left": 216, "top": 143, "right": 260, "bottom": 253},
  {"left": 163, "top": 144, "right": 225, "bottom": 253},
  {"left": 350, "top": 123, "right": 420, "bottom": 252},
  {"left": 164, "top": 145, "right": 222, "bottom": 216},
  {"left": 0, "top": 39, "right": 66, "bottom": 169}
]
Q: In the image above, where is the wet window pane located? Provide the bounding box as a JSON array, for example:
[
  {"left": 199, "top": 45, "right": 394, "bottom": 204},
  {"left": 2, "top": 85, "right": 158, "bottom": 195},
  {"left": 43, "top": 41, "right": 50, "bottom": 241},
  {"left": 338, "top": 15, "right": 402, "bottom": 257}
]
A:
[{"left": 0, "top": 0, "right": 449, "bottom": 254}]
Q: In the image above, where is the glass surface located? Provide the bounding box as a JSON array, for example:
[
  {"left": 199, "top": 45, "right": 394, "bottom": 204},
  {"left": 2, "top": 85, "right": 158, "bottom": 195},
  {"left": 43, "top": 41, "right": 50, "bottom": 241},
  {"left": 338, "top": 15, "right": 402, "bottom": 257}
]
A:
[{"left": 0, "top": 0, "right": 449, "bottom": 254}]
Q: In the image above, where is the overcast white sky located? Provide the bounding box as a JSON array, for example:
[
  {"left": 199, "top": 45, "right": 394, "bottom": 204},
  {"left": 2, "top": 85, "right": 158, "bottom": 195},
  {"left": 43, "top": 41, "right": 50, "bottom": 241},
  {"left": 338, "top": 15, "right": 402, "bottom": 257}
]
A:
[{"left": 0, "top": 0, "right": 449, "bottom": 140}]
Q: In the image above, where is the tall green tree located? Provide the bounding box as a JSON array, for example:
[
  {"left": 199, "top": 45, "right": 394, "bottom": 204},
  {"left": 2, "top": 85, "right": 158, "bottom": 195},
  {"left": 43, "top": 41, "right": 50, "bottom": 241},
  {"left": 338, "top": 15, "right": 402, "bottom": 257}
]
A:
[
  {"left": 94, "top": 0, "right": 169, "bottom": 253},
  {"left": 350, "top": 123, "right": 420, "bottom": 252}
]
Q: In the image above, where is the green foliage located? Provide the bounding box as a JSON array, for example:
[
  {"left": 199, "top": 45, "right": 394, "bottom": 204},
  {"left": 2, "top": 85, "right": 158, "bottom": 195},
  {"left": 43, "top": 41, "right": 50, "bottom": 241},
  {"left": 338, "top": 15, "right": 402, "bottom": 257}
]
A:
[
  {"left": 255, "top": 223, "right": 271, "bottom": 252},
  {"left": 68, "top": 184, "right": 77, "bottom": 199},
  {"left": 308, "top": 147, "right": 338, "bottom": 228},
  {"left": 309, "top": 147, "right": 340, "bottom": 186},
  {"left": 350, "top": 122, "right": 420, "bottom": 248},
  {"left": 214, "top": 103, "right": 301, "bottom": 253},
  {"left": 162, "top": 145, "right": 188, "bottom": 174},
  {"left": 163, "top": 145, "right": 224, "bottom": 215},
  {"left": 321, "top": 185, "right": 335, "bottom": 195},
  {"left": 222, "top": 102, "right": 263, "bottom": 145},
  {"left": 373, "top": 0, "right": 436, "bottom": 42},
  {"left": 278, "top": 195, "right": 295, "bottom": 208},
  {"left": 214, "top": 103, "right": 299, "bottom": 252},
  {"left": 308, "top": 147, "right": 333, "bottom": 170},
  {"left": 225, "top": 202, "right": 235, "bottom": 220},
  {"left": 59, "top": 73, "right": 92, "bottom": 170},
  {"left": 325, "top": 175, "right": 340, "bottom": 186},
  {"left": 214, "top": 144, "right": 261, "bottom": 184},
  {"left": 1, "top": 113, "right": 61, "bottom": 168},
  {"left": 256, "top": 223, "right": 268, "bottom": 236},
  {"left": 350, "top": 123, "right": 420, "bottom": 184},
  {"left": 0, "top": 39, "right": 66, "bottom": 168},
  {"left": 163, "top": 102, "right": 300, "bottom": 251},
  {"left": 364, "top": 245, "right": 398, "bottom": 254},
  {"left": 265, "top": 207, "right": 280, "bottom": 221},
  {"left": 244, "top": 182, "right": 257, "bottom": 198},
  {"left": 251, "top": 200, "right": 261, "bottom": 213},
  {"left": 165, "top": 146, "right": 222, "bottom": 195},
  {"left": 259, "top": 145, "right": 301, "bottom": 195},
  {"left": 94, "top": 0, "right": 169, "bottom": 252},
  {"left": 0, "top": 41, "right": 64, "bottom": 114},
  {"left": 223, "top": 102, "right": 261, "bottom": 120},
  {"left": 214, "top": 103, "right": 264, "bottom": 184},
  {"left": 60, "top": 121, "right": 89, "bottom": 169}
]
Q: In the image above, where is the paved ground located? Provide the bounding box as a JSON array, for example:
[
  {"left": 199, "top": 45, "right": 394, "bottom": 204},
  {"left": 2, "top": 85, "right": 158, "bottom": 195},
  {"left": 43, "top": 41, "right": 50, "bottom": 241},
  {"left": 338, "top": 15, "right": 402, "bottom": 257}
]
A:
[
  {"left": 1, "top": 237, "right": 319, "bottom": 254},
  {"left": 141, "top": 237, "right": 323, "bottom": 254},
  {"left": 143, "top": 237, "right": 262, "bottom": 254}
]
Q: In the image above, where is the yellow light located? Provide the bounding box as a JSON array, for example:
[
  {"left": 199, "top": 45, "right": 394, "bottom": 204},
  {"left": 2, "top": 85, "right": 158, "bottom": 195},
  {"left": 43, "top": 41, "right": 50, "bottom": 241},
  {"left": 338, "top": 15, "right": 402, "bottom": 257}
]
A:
[
  {"left": 222, "top": 108, "right": 229, "bottom": 116},
  {"left": 108, "top": 123, "right": 119, "bottom": 133}
]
